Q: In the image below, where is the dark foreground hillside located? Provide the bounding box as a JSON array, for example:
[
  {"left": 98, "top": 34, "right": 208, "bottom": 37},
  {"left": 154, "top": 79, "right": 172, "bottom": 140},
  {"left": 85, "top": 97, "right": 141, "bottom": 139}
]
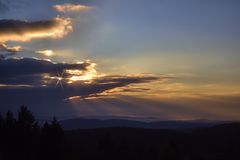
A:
[
  {"left": 0, "top": 106, "right": 239, "bottom": 160},
  {"left": 64, "top": 123, "right": 240, "bottom": 160},
  {"left": 60, "top": 117, "right": 219, "bottom": 130}
]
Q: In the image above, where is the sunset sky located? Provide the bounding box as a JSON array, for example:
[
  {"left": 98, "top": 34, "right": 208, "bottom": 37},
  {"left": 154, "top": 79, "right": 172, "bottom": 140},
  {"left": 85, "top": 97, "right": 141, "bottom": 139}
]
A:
[{"left": 0, "top": 0, "right": 240, "bottom": 121}]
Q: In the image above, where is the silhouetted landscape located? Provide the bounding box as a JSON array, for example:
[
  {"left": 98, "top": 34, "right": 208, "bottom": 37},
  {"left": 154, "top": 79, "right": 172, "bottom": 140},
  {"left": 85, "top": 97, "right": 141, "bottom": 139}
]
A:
[
  {"left": 0, "top": 106, "right": 239, "bottom": 160},
  {"left": 60, "top": 117, "right": 220, "bottom": 130},
  {"left": 1, "top": 0, "right": 240, "bottom": 159},
  {"left": 0, "top": 106, "right": 65, "bottom": 160}
]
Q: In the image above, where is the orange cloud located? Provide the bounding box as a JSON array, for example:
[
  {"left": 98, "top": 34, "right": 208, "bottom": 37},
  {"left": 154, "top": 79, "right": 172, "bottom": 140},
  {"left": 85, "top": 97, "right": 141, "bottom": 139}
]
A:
[
  {"left": 0, "top": 17, "right": 72, "bottom": 42},
  {"left": 54, "top": 3, "right": 92, "bottom": 13}
]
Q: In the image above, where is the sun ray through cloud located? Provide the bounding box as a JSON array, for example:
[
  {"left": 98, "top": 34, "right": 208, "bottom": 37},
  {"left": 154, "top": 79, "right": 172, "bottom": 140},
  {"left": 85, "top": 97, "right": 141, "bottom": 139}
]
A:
[{"left": 0, "top": 0, "right": 239, "bottom": 123}]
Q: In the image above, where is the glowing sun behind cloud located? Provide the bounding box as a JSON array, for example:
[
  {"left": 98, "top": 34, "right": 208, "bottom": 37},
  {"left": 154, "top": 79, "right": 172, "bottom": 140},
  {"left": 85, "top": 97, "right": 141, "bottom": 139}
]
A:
[
  {"left": 66, "top": 60, "right": 98, "bottom": 84},
  {"left": 0, "top": 0, "right": 239, "bottom": 121}
]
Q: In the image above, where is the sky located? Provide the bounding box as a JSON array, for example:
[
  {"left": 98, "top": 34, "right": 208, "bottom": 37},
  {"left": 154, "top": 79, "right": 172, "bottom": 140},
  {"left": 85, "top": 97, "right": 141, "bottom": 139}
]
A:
[{"left": 0, "top": 0, "right": 240, "bottom": 121}]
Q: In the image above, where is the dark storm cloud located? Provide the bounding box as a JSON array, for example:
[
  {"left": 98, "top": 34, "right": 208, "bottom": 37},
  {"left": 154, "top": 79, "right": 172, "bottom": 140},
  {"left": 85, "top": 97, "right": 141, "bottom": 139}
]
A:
[
  {"left": 0, "top": 57, "right": 161, "bottom": 101},
  {"left": 0, "top": 57, "right": 161, "bottom": 88},
  {"left": 0, "top": 56, "right": 162, "bottom": 119},
  {"left": 0, "top": 58, "right": 92, "bottom": 85},
  {"left": 0, "top": 71, "right": 161, "bottom": 104},
  {"left": 0, "top": 19, "right": 55, "bottom": 33},
  {"left": 0, "top": 58, "right": 90, "bottom": 76}
]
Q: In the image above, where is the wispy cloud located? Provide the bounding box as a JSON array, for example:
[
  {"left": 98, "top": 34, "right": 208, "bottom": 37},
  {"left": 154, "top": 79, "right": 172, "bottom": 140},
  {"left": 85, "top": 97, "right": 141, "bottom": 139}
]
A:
[
  {"left": 53, "top": 3, "right": 92, "bottom": 13},
  {"left": 0, "top": 43, "right": 22, "bottom": 59},
  {"left": 0, "top": 43, "right": 21, "bottom": 52},
  {"left": 36, "top": 50, "right": 55, "bottom": 57},
  {"left": 0, "top": 43, "right": 22, "bottom": 53}
]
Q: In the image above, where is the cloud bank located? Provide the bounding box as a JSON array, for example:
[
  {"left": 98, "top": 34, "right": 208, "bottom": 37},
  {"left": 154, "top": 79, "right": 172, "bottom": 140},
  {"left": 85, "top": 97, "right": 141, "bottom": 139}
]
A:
[
  {"left": 0, "top": 57, "right": 160, "bottom": 100},
  {"left": 0, "top": 17, "right": 72, "bottom": 42},
  {"left": 0, "top": 58, "right": 91, "bottom": 80}
]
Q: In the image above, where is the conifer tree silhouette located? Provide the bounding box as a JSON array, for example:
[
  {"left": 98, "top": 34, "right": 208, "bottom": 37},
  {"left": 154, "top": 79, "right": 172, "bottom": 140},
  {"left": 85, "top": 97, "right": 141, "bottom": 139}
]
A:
[
  {"left": 0, "top": 106, "right": 65, "bottom": 160},
  {"left": 18, "top": 105, "right": 35, "bottom": 129},
  {"left": 5, "top": 110, "right": 16, "bottom": 129}
]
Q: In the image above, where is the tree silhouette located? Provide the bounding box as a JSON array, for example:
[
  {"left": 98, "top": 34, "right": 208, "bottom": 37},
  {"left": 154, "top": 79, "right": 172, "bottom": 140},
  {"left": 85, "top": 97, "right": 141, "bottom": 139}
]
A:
[
  {"left": 40, "top": 118, "right": 65, "bottom": 160},
  {"left": 0, "top": 106, "right": 65, "bottom": 160},
  {"left": 5, "top": 110, "right": 16, "bottom": 129},
  {"left": 17, "top": 105, "right": 35, "bottom": 129},
  {"left": 0, "top": 114, "right": 4, "bottom": 128}
]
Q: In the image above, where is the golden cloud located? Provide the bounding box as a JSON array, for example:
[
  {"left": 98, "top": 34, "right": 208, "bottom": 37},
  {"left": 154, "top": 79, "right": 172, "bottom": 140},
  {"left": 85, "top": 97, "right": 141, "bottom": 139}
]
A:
[
  {"left": 54, "top": 3, "right": 92, "bottom": 12},
  {"left": 36, "top": 50, "right": 55, "bottom": 57},
  {"left": 0, "top": 17, "right": 72, "bottom": 42},
  {"left": 0, "top": 43, "right": 22, "bottom": 52}
]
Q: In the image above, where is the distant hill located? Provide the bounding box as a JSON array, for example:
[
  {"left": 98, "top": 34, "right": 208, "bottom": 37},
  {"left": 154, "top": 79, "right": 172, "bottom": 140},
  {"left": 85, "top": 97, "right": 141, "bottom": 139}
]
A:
[
  {"left": 60, "top": 117, "right": 221, "bottom": 130},
  {"left": 64, "top": 122, "right": 240, "bottom": 160}
]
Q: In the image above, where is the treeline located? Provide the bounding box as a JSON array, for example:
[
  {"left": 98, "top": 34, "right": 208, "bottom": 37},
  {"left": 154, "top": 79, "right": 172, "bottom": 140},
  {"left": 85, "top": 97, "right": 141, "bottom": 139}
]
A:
[
  {"left": 0, "top": 106, "right": 239, "bottom": 160},
  {"left": 0, "top": 106, "right": 65, "bottom": 160}
]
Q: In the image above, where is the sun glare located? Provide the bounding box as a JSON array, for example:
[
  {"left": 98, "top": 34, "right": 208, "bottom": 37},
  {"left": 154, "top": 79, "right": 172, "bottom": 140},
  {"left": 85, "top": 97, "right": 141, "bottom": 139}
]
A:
[{"left": 66, "top": 61, "right": 97, "bottom": 84}]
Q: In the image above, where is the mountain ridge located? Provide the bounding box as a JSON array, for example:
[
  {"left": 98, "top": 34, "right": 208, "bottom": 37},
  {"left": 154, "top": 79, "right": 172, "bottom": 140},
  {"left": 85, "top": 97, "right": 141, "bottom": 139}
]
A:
[{"left": 60, "top": 117, "right": 225, "bottom": 130}]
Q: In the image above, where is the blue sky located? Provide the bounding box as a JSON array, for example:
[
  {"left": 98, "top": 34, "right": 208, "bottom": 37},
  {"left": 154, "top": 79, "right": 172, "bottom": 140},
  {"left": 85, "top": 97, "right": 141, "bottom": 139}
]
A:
[{"left": 0, "top": 0, "right": 240, "bottom": 120}]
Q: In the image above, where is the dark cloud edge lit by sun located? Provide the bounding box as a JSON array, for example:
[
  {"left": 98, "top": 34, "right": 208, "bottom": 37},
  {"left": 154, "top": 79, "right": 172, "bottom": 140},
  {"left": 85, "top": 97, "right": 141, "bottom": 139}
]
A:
[
  {"left": 0, "top": 1, "right": 169, "bottom": 120},
  {"left": 0, "top": 2, "right": 162, "bottom": 101},
  {"left": 0, "top": 0, "right": 240, "bottom": 121}
]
